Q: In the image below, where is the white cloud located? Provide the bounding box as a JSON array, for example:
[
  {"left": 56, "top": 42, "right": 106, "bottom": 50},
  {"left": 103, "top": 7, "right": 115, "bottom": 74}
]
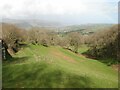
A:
[
  {"left": 0, "top": 0, "right": 88, "bottom": 17},
  {"left": 0, "top": 0, "right": 118, "bottom": 24}
]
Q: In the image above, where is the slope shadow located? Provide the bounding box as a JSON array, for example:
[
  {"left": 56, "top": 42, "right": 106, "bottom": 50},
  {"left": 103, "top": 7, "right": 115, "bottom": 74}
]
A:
[
  {"left": 82, "top": 51, "right": 118, "bottom": 66},
  {"left": 3, "top": 63, "right": 92, "bottom": 88},
  {"left": 3, "top": 56, "right": 30, "bottom": 65}
]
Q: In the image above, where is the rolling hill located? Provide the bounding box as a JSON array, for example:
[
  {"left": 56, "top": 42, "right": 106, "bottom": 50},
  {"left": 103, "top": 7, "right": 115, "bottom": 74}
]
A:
[
  {"left": 1, "top": 18, "right": 62, "bottom": 29},
  {"left": 3, "top": 44, "right": 118, "bottom": 88},
  {"left": 1, "top": 18, "right": 113, "bottom": 35}
]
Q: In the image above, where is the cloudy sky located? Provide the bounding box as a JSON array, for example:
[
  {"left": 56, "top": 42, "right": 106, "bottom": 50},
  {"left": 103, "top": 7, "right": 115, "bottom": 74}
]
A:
[{"left": 0, "top": 0, "right": 119, "bottom": 25}]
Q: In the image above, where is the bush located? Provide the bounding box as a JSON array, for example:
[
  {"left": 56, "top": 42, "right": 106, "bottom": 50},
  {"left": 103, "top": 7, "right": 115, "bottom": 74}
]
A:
[{"left": 87, "top": 25, "right": 118, "bottom": 59}]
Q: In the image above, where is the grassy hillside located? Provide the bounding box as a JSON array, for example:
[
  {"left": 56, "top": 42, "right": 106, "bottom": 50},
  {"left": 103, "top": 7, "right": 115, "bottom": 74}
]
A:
[{"left": 3, "top": 45, "right": 118, "bottom": 88}]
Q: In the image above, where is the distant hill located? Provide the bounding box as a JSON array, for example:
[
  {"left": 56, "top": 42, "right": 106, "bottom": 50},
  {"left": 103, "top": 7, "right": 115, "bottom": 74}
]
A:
[
  {"left": 1, "top": 18, "right": 114, "bottom": 35},
  {"left": 58, "top": 24, "right": 114, "bottom": 35},
  {"left": 1, "top": 18, "right": 62, "bottom": 29}
]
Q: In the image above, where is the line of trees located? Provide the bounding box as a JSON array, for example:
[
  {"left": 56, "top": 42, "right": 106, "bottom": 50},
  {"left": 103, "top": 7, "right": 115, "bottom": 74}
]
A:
[
  {"left": 86, "top": 25, "right": 119, "bottom": 59},
  {"left": 2, "top": 23, "right": 119, "bottom": 61},
  {"left": 1, "top": 23, "right": 84, "bottom": 60},
  {"left": 59, "top": 32, "right": 83, "bottom": 53},
  {"left": 2, "top": 24, "right": 60, "bottom": 56},
  {"left": 26, "top": 27, "right": 59, "bottom": 47}
]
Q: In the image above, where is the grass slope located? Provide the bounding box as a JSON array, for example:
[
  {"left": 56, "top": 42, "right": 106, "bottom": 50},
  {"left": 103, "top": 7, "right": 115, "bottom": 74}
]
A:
[{"left": 3, "top": 45, "right": 118, "bottom": 88}]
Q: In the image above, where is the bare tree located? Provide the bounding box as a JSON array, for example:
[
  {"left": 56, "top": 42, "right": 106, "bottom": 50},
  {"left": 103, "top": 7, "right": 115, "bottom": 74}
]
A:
[
  {"left": 27, "top": 27, "right": 59, "bottom": 47},
  {"left": 87, "top": 25, "right": 118, "bottom": 59},
  {"left": 2, "top": 23, "right": 25, "bottom": 53},
  {"left": 67, "top": 32, "right": 82, "bottom": 53}
]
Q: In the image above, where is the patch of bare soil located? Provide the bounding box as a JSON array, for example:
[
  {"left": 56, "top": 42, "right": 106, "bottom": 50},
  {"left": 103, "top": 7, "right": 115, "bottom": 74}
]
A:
[
  {"left": 77, "top": 54, "right": 86, "bottom": 58},
  {"left": 51, "top": 49, "right": 76, "bottom": 63},
  {"left": 81, "top": 54, "right": 97, "bottom": 59},
  {"left": 64, "top": 48, "right": 93, "bottom": 60},
  {"left": 112, "top": 64, "right": 120, "bottom": 71},
  {"left": 64, "top": 49, "right": 87, "bottom": 60}
]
